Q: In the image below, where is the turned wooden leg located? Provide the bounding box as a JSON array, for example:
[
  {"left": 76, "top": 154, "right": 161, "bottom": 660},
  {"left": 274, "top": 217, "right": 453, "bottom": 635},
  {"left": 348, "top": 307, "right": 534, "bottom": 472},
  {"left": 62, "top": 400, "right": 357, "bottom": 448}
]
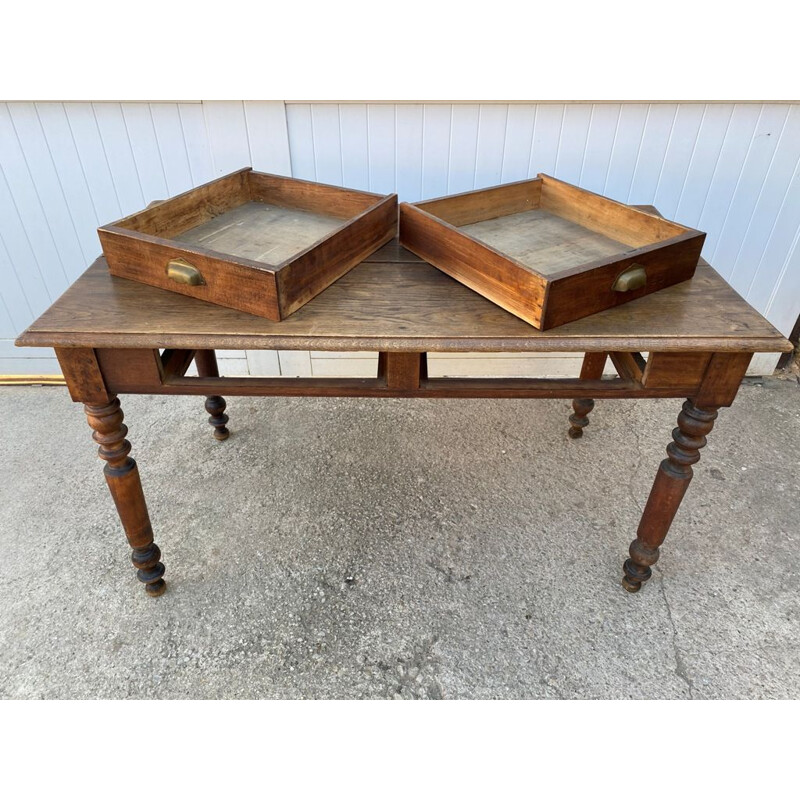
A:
[
  {"left": 204, "top": 396, "right": 230, "bottom": 441},
  {"left": 568, "top": 398, "right": 594, "bottom": 439},
  {"left": 84, "top": 398, "right": 166, "bottom": 597},
  {"left": 569, "top": 352, "right": 606, "bottom": 439},
  {"left": 622, "top": 398, "right": 719, "bottom": 593},
  {"left": 195, "top": 349, "right": 229, "bottom": 441}
]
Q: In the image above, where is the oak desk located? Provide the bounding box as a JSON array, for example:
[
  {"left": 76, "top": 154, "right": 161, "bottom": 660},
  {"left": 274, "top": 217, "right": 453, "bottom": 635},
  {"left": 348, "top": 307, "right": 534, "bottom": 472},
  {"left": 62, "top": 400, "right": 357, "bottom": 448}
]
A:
[{"left": 16, "top": 232, "right": 792, "bottom": 598}]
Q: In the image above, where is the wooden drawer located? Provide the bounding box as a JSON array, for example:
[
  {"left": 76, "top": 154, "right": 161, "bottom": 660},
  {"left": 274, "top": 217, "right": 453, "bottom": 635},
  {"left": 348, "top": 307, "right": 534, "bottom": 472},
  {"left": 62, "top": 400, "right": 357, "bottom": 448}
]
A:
[
  {"left": 399, "top": 174, "right": 705, "bottom": 329},
  {"left": 98, "top": 168, "right": 397, "bottom": 321}
]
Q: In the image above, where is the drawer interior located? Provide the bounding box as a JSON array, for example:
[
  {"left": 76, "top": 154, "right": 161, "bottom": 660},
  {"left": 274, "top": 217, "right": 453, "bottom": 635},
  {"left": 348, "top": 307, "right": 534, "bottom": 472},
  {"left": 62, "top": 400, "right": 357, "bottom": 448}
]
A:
[
  {"left": 108, "top": 168, "right": 384, "bottom": 269},
  {"left": 173, "top": 202, "right": 342, "bottom": 266},
  {"left": 415, "top": 173, "right": 693, "bottom": 278},
  {"left": 459, "top": 209, "right": 632, "bottom": 276}
]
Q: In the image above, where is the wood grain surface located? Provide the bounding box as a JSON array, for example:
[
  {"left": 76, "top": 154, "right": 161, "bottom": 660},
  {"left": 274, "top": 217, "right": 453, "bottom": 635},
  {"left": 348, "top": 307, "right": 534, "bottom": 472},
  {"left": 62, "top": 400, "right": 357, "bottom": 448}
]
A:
[
  {"left": 174, "top": 202, "right": 343, "bottom": 265},
  {"left": 16, "top": 240, "right": 790, "bottom": 354},
  {"left": 460, "top": 209, "right": 629, "bottom": 276}
]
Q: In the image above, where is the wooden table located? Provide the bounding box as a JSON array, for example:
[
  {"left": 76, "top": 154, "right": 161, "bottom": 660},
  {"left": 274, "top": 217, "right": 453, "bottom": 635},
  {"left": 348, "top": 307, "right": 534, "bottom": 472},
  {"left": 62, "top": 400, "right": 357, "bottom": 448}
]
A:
[{"left": 16, "top": 231, "right": 792, "bottom": 598}]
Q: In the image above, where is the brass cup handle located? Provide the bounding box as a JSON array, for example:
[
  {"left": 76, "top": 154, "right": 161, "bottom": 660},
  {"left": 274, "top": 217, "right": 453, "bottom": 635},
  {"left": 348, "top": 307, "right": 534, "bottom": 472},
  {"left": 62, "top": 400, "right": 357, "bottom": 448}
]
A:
[
  {"left": 166, "top": 258, "right": 205, "bottom": 286},
  {"left": 612, "top": 264, "right": 647, "bottom": 292}
]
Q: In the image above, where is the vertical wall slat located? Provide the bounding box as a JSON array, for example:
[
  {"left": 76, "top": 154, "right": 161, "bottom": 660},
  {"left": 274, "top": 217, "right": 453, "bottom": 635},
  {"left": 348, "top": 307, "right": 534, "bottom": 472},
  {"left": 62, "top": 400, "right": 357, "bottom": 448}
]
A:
[
  {"left": 474, "top": 104, "right": 508, "bottom": 189},
  {"left": 0, "top": 293, "right": 16, "bottom": 339},
  {"left": 64, "top": 103, "right": 123, "bottom": 224},
  {"left": 243, "top": 101, "right": 292, "bottom": 176},
  {"left": 711, "top": 105, "right": 790, "bottom": 275},
  {"left": 763, "top": 234, "right": 800, "bottom": 336},
  {"left": 277, "top": 351, "right": 313, "bottom": 377},
  {"left": 674, "top": 103, "right": 734, "bottom": 228},
  {"left": 528, "top": 104, "right": 564, "bottom": 176},
  {"left": 603, "top": 103, "right": 649, "bottom": 201},
  {"left": 736, "top": 117, "right": 800, "bottom": 302},
  {"left": 177, "top": 103, "right": 215, "bottom": 186},
  {"left": 0, "top": 230, "right": 36, "bottom": 330},
  {"left": 286, "top": 103, "right": 316, "bottom": 181},
  {"left": 245, "top": 350, "right": 280, "bottom": 376},
  {"left": 652, "top": 103, "right": 706, "bottom": 221},
  {"left": 311, "top": 104, "right": 343, "bottom": 186},
  {"left": 337, "top": 104, "right": 369, "bottom": 192},
  {"left": 628, "top": 103, "right": 679, "bottom": 204},
  {"left": 3, "top": 103, "right": 82, "bottom": 287},
  {"left": 500, "top": 104, "right": 535, "bottom": 183},
  {"left": 366, "top": 104, "right": 395, "bottom": 195},
  {"left": 697, "top": 104, "right": 764, "bottom": 260},
  {"left": 746, "top": 153, "right": 800, "bottom": 312},
  {"left": 395, "top": 104, "right": 424, "bottom": 201},
  {"left": 737, "top": 108, "right": 800, "bottom": 283},
  {"left": 92, "top": 102, "right": 146, "bottom": 213},
  {"left": 202, "top": 101, "right": 251, "bottom": 176},
  {"left": 0, "top": 162, "right": 55, "bottom": 317},
  {"left": 447, "top": 104, "right": 480, "bottom": 194},
  {"left": 149, "top": 103, "right": 194, "bottom": 197},
  {"left": 120, "top": 102, "right": 170, "bottom": 202},
  {"left": 579, "top": 104, "right": 620, "bottom": 194},
  {"left": 421, "top": 104, "right": 451, "bottom": 199},
  {"left": 554, "top": 103, "right": 592, "bottom": 185},
  {"left": 35, "top": 103, "right": 103, "bottom": 263},
  {"left": 1, "top": 104, "right": 81, "bottom": 292}
]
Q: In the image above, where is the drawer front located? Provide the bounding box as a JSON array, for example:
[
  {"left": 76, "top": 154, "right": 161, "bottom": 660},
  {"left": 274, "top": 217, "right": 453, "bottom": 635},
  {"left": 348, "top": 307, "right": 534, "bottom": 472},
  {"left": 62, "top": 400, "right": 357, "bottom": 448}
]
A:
[
  {"left": 99, "top": 228, "right": 280, "bottom": 320},
  {"left": 541, "top": 233, "right": 705, "bottom": 330}
]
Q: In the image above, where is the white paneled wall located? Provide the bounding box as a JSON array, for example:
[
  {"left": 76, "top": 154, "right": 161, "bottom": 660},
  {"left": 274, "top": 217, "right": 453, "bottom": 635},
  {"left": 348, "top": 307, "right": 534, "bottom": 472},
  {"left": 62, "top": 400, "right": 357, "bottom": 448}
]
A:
[{"left": 1, "top": 102, "right": 798, "bottom": 378}]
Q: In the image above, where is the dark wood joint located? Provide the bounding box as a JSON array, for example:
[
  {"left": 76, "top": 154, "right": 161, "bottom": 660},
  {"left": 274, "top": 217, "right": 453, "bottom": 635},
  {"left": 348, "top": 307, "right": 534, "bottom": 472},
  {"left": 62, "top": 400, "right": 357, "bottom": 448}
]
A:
[
  {"left": 55, "top": 347, "right": 112, "bottom": 405},
  {"left": 380, "top": 352, "right": 426, "bottom": 390},
  {"left": 693, "top": 352, "right": 753, "bottom": 408}
]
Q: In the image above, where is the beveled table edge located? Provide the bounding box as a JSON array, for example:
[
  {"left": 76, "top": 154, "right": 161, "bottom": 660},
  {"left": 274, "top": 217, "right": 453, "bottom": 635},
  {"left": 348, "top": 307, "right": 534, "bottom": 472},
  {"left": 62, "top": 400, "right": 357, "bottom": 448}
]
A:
[{"left": 15, "top": 330, "right": 793, "bottom": 353}]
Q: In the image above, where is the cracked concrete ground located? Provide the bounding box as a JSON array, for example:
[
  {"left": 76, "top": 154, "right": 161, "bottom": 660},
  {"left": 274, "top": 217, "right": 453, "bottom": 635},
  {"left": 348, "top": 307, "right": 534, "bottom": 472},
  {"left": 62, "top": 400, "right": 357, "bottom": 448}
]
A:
[{"left": 1, "top": 378, "right": 798, "bottom": 699}]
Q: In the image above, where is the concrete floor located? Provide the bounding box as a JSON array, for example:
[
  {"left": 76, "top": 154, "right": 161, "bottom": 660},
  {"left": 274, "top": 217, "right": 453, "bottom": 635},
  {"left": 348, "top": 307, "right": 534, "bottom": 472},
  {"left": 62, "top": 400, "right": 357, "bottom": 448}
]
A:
[{"left": 0, "top": 378, "right": 798, "bottom": 699}]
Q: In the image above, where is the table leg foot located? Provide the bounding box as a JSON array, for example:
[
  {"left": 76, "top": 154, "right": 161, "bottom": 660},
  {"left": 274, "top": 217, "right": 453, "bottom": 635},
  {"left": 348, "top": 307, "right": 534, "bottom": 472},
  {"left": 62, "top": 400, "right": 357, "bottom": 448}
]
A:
[
  {"left": 204, "top": 395, "right": 230, "bottom": 441},
  {"left": 622, "top": 539, "right": 659, "bottom": 592},
  {"left": 133, "top": 543, "right": 167, "bottom": 596},
  {"left": 568, "top": 398, "right": 594, "bottom": 439},
  {"left": 622, "top": 398, "right": 718, "bottom": 593},
  {"left": 84, "top": 397, "right": 166, "bottom": 597}
]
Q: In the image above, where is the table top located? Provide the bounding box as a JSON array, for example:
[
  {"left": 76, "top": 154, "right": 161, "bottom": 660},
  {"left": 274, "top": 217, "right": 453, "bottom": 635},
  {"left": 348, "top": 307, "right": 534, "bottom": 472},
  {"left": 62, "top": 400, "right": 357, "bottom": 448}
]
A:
[{"left": 16, "top": 239, "right": 791, "bottom": 355}]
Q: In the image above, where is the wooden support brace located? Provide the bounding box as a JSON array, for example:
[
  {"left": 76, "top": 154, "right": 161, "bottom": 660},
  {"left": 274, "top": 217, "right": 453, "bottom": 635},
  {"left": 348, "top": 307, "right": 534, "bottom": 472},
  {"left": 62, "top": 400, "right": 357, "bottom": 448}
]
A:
[
  {"left": 161, "top": 348, "right": 196, "bottom": 379},
  {"left": 378, "top": 352, "right": 427, "bottom": 390},
  {"left": 609, "top": 351, "right": 645, "bottom": 383}
]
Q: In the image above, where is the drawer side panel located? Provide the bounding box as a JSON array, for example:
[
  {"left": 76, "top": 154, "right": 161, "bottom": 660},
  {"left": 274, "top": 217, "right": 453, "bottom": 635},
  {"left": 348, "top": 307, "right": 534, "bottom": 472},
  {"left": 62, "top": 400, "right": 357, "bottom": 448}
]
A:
[{"left": 399, "top": 204, "right": 547, "bottom": 328}]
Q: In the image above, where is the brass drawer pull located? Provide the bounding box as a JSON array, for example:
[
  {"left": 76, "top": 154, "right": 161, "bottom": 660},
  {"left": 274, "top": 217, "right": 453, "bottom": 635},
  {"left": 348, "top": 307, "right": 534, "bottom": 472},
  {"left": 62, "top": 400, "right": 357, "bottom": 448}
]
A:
[
  {"left": 612, "top": 264, "right": 646, "bottom": 292},
  {"left": 166, "top": 258, "right": 205, "bottom": 286}
]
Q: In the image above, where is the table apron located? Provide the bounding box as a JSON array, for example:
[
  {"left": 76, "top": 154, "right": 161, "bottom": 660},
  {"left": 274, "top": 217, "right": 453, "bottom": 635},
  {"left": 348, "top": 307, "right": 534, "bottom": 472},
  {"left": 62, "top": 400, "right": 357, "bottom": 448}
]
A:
[{"left": 48, "top": 347, "right": 753, "bottom": 406}]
